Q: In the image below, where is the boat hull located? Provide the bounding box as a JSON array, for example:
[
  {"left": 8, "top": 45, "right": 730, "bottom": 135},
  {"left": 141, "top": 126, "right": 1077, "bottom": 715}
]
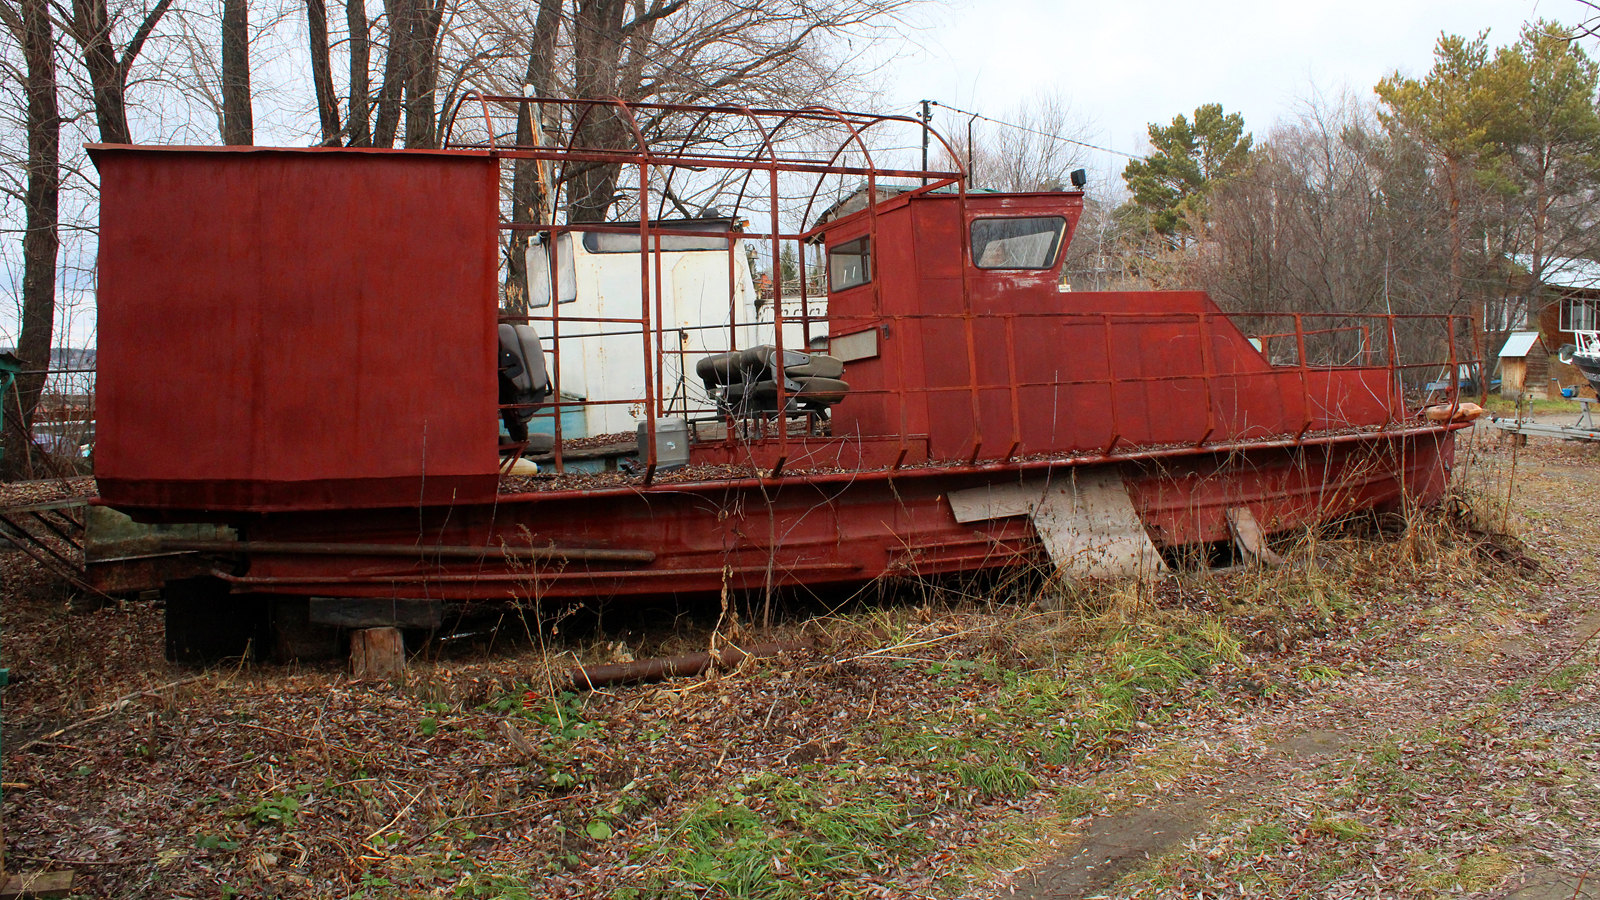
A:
[
  {"left": 1573, "top": 352, "right": 1600, "bottom": 397},
  {"left": 212, "top": 426, "right": 1457, "bottom": 601}
]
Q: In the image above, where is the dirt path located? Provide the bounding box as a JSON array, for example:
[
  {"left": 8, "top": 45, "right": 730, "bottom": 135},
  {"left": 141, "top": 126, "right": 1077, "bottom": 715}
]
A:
[{"left": 993, "top": 434, "right": 1600, "bottom": 899}]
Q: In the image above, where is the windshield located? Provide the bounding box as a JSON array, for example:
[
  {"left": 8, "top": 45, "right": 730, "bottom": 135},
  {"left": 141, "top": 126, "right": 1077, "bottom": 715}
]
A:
[{"left": 971, "top": 217, "right": 1066, "bottom": 269}]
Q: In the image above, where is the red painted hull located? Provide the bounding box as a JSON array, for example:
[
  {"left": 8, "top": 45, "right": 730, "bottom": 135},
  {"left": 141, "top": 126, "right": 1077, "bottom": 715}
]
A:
[{"left": 216, "top": 425, "right": 1456, "bottom": 601}]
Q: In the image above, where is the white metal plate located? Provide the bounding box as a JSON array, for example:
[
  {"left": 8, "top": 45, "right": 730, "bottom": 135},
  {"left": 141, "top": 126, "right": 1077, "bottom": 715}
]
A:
[{"left": 947, "top": 469, "right": 1165, "bottom": 578}]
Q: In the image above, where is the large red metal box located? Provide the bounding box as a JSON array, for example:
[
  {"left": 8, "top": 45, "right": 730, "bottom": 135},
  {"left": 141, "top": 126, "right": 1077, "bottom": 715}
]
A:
[{"left": 91, "top": 146, "right": 500, "bottom": 512}]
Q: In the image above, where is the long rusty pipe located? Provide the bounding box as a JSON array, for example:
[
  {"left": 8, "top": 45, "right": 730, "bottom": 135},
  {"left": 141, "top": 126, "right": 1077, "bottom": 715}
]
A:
[
  {"left": 566, "top": 640, "right": 809, "bottom": 689},
  {"left": 159, "top": 539, "right": 655, "bottom": 564}
]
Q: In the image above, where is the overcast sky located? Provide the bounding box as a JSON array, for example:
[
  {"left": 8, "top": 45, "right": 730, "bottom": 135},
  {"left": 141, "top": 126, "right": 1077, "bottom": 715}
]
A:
[{"left": 880, "top": 0, "right": 1559, "bottom": 184}]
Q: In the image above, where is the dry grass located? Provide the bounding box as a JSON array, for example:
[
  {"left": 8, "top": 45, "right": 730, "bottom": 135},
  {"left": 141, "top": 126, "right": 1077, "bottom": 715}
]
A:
[{"left": 0, "top": 430, "right": 1585, "bottom": 898}]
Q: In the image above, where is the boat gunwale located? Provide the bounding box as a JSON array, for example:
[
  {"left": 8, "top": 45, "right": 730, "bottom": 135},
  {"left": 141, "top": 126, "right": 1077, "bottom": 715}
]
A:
[{"left": 492, "top": 420, "right": 1467, "bottom": 504}]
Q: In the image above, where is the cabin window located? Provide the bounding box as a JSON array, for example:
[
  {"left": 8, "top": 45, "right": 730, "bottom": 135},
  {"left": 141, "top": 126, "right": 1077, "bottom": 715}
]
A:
[
  {"left": 582, "top": 230, "right": 730, "bottom": 253},
  {"left": 529, "top": 233, "right": 577, "bottom": 308},
  {"left": 971, "top": 216, "right": 1066, "bottom": 269},
  {"left": 828, "top": 237, "right": 871, "bottom": 291},
  {"left": 1561, "top": 296, "right": 1600, "bottom": 332}
]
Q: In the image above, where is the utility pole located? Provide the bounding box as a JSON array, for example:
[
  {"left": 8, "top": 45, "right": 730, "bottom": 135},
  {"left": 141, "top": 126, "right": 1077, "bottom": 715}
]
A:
[{"left": 919, "top": 99, "right": 932, "bottom": 184}]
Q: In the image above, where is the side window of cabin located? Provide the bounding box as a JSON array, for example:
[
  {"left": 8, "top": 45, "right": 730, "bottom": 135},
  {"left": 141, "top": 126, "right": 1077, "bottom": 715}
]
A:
[
  {"left": 970, "top": 217, "right": 1066, "bottom": 269},
  {"left": 529, "top": 233, "right": 577, "bottom": 308},
  {"left": 828, "top": 237, "right": 871, "bottom": 291},
  {"left": 582, "top": 231, "right": 731, "bottom": 253}
]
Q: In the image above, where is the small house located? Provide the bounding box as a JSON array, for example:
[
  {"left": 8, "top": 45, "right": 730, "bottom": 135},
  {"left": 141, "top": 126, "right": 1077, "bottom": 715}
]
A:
[{"left": 1496, "top": 330, "right": 1547, "bottom": 398}]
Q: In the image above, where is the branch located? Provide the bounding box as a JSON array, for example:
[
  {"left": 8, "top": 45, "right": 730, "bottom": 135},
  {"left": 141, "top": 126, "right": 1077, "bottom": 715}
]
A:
[{"left": 118, "top": 0, "right": 174, "bottom": 79}]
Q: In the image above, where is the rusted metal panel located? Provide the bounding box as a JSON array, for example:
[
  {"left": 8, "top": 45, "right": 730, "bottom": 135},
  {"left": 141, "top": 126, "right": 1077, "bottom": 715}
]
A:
[
  {"left": 216, "top": 428, "right": 1454, "bottom": 600},
  {"left": 91, "top": 146, "right": 501, "bottom": 512}
]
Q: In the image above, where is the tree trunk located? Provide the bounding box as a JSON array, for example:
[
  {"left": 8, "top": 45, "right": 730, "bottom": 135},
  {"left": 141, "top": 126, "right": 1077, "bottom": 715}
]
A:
[
  {"left": 1444, "top": 156, "right": 1463, "bottom": 311},
  {"left": 64, "top": 0, "right": 172, "bottom": 145},
  {"left": 1525, "top": 147, "right": 1551, "bottom": 325},
  {"left": 401, "top": 0, "right": 443, "bottom": 149},
  {"left": 221, "top": 0, "right": 253, "bottom": 144},
  {"left": 306, "top": 0, "right": 342, "bottom": 144},
  {"left": 371, "top": 0, "right": 406, "bottom": 147},
  {"left": 0, "top": 0, "right": 60, "bottom": 478},
  {"left": 71, "top": 0, "right": 130, "bottom": 143},
  {"left": 566, "top": 0, "right": 629, "bottom": 223},
  {"left": 345, "top": 0, "right": 370, "bottom": 146},
  {"left": 504, "top": 0, "right": 562, "bottom": 313}
]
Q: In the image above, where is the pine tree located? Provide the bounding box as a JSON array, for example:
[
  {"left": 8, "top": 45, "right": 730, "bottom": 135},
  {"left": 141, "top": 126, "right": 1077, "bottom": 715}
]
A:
[
  {"left": 1375, "top": 32, "right": 1500, "bottom": 312},
  {"left": 1488, "top": 22, "right": 1600, "bottom": 303},
  {"left": 1120, "top": 103, "right": 1252, "bottom": 247}
]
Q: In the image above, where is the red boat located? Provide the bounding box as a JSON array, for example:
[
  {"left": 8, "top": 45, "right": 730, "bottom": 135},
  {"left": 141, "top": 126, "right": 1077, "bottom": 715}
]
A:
[{"left": 87, "top": 99, "right": 1470, "bottom": 657}]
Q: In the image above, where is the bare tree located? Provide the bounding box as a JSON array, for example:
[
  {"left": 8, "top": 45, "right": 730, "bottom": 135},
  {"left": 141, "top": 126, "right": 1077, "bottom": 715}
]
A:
[
  {"left": 304, "top": 0, "right": 340, "bottom": 143},
  {"left": 221, "top": 0, "right": 252, "bottom": 143},
  {"left": 940, "top": 93, "right": 1090, "bottom": 192},
  {"left": 399, "top": 0, "right": 445, "bottom": 147},
  {"left": 1183, "top": 94, "right": 1472, "bottom": 368},
  {"left": 343, "top": 0, "right": 369, "bottom": 144},
  {"left": 547, "top": 0, "right": 920, "bottom": 222},
  {"left": 503, "top": 0, "right": 562, "bottom": 312},
  {"left": 0, "top": 0, "right": 60, "bottom": 475},
  {"left": 55, "top": 0, "right": 174, "bottom": 143}
]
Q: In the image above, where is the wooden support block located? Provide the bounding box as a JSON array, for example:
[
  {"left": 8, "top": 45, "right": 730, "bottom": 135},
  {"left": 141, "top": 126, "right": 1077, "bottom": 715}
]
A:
[
  {"left": 1030, "top": 470, "right": 1166, "bottom": 579},
  {"left": 349, "top": 627, "right": 405, "bottom": 680},
  {"left": 0, "top": 870, "right": 75, "bottom": 899}
]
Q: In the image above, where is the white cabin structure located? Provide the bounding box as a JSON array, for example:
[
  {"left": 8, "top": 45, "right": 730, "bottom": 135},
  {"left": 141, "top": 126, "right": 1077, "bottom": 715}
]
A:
[{"left": 526, "top": 218, "right": 828, "bottom": 437}]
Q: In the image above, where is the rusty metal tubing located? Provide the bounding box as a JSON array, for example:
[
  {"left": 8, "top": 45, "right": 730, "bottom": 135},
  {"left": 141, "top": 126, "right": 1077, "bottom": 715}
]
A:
[
  {"left": 566, "top": 640, "right": 811, "bottom": 690},
  {"left": 217, "top": 561, "right": 861, "bottom": 588},
  {"left": 159, "top": 539, "right": 655, "bottom": 564},
  {"left": 0, "top": 511, "right": 82, "bottom": 575}
]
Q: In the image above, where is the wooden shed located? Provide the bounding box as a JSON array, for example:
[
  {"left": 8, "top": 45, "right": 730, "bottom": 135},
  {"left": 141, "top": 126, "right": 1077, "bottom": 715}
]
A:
[{"left": 1498, "top": 330, "right": 1549, "bottom": 398}]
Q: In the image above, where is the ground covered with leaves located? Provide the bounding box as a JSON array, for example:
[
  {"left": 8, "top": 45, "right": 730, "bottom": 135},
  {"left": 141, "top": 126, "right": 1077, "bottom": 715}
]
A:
[{"left": 0, "top": 429, "right": 1596, "bottom": 899}]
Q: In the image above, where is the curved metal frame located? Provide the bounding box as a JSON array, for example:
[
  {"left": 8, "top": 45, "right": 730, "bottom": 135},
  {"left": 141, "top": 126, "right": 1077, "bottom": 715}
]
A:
[{"left": 445, "top": 95, "right": 972, "bottom": 478}]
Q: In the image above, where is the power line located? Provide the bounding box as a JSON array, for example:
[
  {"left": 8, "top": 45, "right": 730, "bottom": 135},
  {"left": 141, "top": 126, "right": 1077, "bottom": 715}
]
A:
[{"left": 927, "top": 100, "right": 1148, "bottom": 161}]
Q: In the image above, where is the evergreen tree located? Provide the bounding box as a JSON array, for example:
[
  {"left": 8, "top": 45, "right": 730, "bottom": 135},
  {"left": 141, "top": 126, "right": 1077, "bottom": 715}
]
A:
[
  {"left": 1488, "top": 21, "right": 1600, "bottom": 300},
  {"left": 1120, "top": 103, "right": 1253, "bottom": 247},
  {"left": 1375, "top": 32, "right": 1500, "bottom": 312}
]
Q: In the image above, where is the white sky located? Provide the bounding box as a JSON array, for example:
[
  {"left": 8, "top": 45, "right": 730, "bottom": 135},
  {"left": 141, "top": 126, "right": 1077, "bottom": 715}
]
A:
[{"left": 881, "top": 0, "right": 1556, "bottom": 184}]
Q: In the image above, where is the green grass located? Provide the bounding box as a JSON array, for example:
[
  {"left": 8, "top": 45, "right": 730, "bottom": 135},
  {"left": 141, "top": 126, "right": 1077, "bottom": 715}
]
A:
[
  {"left": 1545, "top": 662, "right": 1595, "bottom": 692},
  {"left": 1484, "top": 395, "right": 1579, "bottom": 417},
  {"left": 1245, "top": 822, "right": 1291, "bottom": 852},
  {"left": 622, "top": 615, "right": 1249, "bottom": 899},
  {"left": 624, "top": 770, "right": 928, "bottom": 899}
]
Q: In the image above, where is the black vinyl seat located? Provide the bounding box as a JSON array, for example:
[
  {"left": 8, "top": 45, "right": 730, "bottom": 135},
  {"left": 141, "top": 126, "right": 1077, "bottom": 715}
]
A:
[
  {"left": 695, "top": 345, "right": 848, "bottom": 417},
  {"left": 498, "top": 323, "right": 551, "bottom": 445}
]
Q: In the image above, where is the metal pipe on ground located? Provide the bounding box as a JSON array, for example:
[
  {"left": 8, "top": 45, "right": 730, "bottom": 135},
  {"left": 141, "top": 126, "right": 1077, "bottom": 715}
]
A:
[{"left": 566, "top": 640, "right": 810, "bottom": 690}]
